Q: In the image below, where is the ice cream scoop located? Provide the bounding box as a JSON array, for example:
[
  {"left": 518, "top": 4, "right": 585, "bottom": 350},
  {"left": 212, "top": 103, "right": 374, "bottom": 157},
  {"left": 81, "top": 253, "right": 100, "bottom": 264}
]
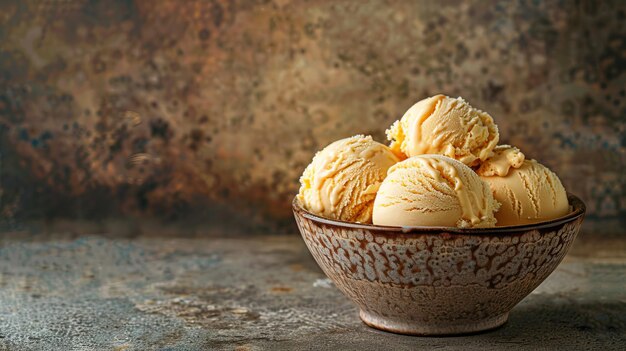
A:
[
  {"left": 480, "top": 159, "right": 569, "bottom": 226},
  {"left": 372, "top": 155, "right": 500, "bottom": 228},
  {"left": 298, "top": 135, "right": 399, "bottom": 223},
  {"left": 386, "top": 95, "right": 499, "bottom": 167}
]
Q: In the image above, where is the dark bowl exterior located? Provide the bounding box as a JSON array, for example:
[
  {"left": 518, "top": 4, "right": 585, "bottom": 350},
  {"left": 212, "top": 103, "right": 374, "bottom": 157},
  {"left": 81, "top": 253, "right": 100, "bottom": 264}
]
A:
[{"left": 293, "top": 194, "right": 585, "bottom": 335}]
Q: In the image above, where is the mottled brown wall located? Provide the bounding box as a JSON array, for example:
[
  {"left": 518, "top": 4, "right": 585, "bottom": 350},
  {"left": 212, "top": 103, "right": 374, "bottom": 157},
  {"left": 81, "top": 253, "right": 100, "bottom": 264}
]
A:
[{"left": 0, "top": 0, "right": 624, "bottom": 234}]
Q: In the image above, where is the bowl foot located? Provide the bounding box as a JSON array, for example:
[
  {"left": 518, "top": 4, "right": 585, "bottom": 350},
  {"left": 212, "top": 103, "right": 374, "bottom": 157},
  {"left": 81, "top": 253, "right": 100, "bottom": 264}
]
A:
[{"left": 359, "top": 310, "right": 509, "bottom": 336}]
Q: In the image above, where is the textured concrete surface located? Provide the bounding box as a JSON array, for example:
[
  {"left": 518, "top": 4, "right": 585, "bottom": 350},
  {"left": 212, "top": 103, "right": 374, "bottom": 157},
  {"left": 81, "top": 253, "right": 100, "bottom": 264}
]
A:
[
  {"left": 0, "top": 0, "right": 624, "bottom": 234},
  {"left": 0, "top": 226, "right": 624, "bottom": 350}
]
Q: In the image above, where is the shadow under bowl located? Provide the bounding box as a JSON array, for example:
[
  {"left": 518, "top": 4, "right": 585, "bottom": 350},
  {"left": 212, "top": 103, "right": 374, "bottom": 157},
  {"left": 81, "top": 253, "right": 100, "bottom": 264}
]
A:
[{"left": 293, "top": 194, "right": 586, "bottom": 336}]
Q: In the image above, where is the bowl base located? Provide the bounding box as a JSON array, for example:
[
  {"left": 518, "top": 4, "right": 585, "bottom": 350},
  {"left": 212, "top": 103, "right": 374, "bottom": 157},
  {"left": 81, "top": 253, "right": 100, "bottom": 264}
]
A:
[{"left": 359, "top": 310, "right": 509, "bottom": 336}]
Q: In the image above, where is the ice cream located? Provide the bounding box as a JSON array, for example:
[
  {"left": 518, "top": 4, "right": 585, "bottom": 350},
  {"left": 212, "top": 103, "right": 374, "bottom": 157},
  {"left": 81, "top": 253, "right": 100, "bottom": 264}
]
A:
[
  {"left": 372, "top": 155, "right": 500, "bottom": 228},
  {"left": 480, "top": 158, "right": 569, "bottom": 226},
  {"left": 386, "top": 95, "right": 499, "bottom": 167},
  {"left": 298, "top": 135, "right": 399, "bottom": 223},
  {"left": 297, "top": 93, "right": 572, "bottom": 228},
  {"left": 476, "top": 145, "right": 525, "bottom": 177}
]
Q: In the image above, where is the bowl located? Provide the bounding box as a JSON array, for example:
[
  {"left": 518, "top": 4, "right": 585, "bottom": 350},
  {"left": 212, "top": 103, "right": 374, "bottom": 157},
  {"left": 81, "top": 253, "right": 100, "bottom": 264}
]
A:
[{"left": 293, "top": 194, "right": 585, "bottom": 335}]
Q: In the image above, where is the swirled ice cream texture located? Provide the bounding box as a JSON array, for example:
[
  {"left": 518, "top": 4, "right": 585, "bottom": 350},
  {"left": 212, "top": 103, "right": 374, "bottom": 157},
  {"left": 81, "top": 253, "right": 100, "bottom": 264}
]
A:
[
  {"left": 477, "top": 145, "right": 526, "bottom": 177},
  {"left": 480, "top": 159, "right": 569, "bottom": 226},
  {"left": 298, "top": 135, "right": 399, "bottom": 223},
  {"left": 386, "top": 95, "right": 499, "bottom": 167},
  {"left": 373, "top": 155, "right": 500, "bottom": 228}
]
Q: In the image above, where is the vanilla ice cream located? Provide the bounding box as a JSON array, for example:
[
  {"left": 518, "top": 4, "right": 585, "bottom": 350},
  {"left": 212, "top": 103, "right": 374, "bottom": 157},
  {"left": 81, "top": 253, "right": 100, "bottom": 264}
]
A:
[
  {"left": 476, "top": 145, "right": 525, "bottom": 177},
  {"left": 480, "top": 158, "right": 569, "bottom": 226},
  {"left": 373, "top": 155, "right": 500, "bottom": 228},
  {"left": 386, "top": 95, "right": 499, "bottom": 167},
  {"left": 298, "top": 135, "right": 399, "bottom": 223}
]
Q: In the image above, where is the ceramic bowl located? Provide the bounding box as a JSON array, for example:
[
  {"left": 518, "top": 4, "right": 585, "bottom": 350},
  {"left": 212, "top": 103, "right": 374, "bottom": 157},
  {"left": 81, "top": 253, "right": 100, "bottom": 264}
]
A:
[{"left": 293, "top": 194, "right": 585, "bottom": 335}]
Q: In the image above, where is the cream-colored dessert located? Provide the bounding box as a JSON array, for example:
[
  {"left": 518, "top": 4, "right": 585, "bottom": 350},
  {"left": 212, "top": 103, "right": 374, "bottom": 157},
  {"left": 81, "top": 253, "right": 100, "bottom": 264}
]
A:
[
  {"left": 480, "top": 156, "right": 569, "bottom": 226},
  {"left": 386, "top": 95, "right": 499, "bottom": 167},
  {"left": 297, "top": 94, "right": 572, "bottom": 228},
  {"left": 298, "top": 135, "right": 399, "bottom": 223},
  {"left": 372, "top": 155, "right": 500, "bottom": 228},
  {"left": 476, "top": 145, "right": 525, "bottom": 177}
]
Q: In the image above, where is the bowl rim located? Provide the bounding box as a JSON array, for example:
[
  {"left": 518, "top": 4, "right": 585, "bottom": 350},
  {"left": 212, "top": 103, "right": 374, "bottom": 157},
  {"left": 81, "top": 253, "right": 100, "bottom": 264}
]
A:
[{"left": 292, "top": 193, "right": 586, "bottom": 235}]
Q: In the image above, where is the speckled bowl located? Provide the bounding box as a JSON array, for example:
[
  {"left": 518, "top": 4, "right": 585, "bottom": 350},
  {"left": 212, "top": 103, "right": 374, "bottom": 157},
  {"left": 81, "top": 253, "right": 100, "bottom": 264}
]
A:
[{"left": 293, "top": 194, "right": 585, "bottom": 336}]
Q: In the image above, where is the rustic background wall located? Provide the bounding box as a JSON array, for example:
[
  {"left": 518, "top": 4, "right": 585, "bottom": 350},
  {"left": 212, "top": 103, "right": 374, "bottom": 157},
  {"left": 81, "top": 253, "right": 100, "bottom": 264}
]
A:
[{"left": 0, "top": 0, "right": 624, "bottom": 235}]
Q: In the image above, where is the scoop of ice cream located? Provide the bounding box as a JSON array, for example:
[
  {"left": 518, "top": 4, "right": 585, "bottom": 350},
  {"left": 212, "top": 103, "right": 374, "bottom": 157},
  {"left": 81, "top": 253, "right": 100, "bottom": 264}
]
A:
[
  {"left": 480, "top": 159, "right": 569, "bottom": 226},
  {"left": 476, "top": 145, "right": 525, "bottom": 177},
  {"left": 386, "top": 95, "right": 499, "bottom": 167},
  {"left": 372, "top": 155, "right": 500, "bottom": 228},
  {"left": 298, "top": 135, "right": 399, "bottom": 223}
]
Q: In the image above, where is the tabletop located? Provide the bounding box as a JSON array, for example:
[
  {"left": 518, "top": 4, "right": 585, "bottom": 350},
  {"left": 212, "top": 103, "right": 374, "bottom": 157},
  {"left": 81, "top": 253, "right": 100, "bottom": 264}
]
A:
[{"left": 0, "top": 222, "right": 624, "bottom": 351}]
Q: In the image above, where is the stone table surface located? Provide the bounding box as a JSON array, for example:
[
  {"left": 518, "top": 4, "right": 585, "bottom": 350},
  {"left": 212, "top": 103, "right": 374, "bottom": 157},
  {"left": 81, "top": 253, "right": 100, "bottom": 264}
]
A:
[{"left": 0, "top": 223, "right": 624, "bottom": 351}]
